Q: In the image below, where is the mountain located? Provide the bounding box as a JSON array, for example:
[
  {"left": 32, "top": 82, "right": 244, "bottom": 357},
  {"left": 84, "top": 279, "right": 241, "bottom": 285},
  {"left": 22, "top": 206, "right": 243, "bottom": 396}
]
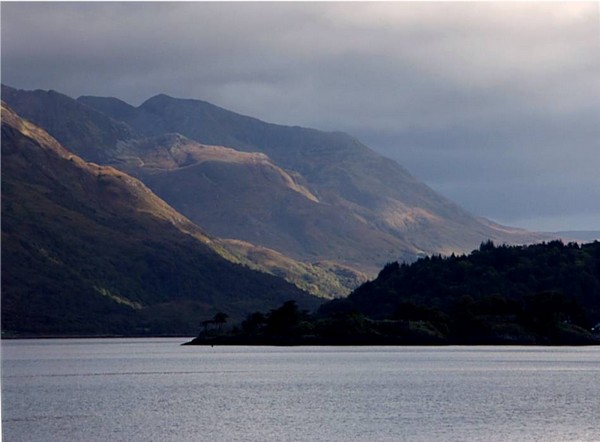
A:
[
  {"left": 1, "top": 102, "right": 321, "bottom": 336},
  {"left": 79, "top": 92, "right": 547, "bottom": 263},
  {"left": 1, "top": 86, "right": 367, "bottom": 295},
  {"left": 1, "top": 85, "right": 134, "bottom": 163},
  {"left": 109, "top": 133, "right": 408, "bottom": 272},
  {"left": 553, "top": 231, "right": 600, "bottom": 242},
  {"left": 4, "top": 85, "right": 546, "bottom": 278}
]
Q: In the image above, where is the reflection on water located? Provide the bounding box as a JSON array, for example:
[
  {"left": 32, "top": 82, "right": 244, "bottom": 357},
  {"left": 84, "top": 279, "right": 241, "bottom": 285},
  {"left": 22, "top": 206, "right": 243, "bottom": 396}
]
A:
[{"left": 2, "top": 339, "right": 599, "bottom": 441}]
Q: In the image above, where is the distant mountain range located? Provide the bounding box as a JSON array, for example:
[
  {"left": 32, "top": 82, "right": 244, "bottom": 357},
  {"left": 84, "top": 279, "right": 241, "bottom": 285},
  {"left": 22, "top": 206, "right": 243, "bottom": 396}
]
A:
[
  {"left": 552, "top": 231, "right": 600, "bottom": 242},
  {"left": 1, "top": 84, "right": 554, "bottom": 335}
]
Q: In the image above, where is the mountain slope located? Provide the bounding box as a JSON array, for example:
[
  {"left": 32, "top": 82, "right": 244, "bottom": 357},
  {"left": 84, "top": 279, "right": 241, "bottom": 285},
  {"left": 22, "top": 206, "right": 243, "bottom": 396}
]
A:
[
  {"left": 1, "top": 102, "right": 320, "bottom": 336},
  {"left": 2, "top": 85, "right": 366, "bottom": 296},
  {"left": 3, "top": 86, "right": 546, "bottom": 278},
  {"left": 81, "top": 92, "right": 546, "bottom": 260},
  {"left": 107, "top": 132, "right": 370, "bottom": 294},
  {"left": 111, "top": 133, "right": 412, "bottom": 271}
]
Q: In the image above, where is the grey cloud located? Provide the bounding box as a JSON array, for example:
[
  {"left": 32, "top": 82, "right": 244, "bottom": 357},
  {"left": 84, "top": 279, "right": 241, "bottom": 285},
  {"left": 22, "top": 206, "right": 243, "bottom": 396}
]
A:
[{"left": 2, "top": 2, "right": 598, "bottom": 231}]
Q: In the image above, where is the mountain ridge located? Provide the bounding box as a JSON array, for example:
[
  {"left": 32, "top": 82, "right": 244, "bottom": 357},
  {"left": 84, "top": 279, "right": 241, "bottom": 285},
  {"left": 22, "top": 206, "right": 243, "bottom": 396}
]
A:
[
  {"left": 4, "top": 85, "right": 548, "bottom": 276},
  {"left": 2, "top": 85, "right": 135, "bottom": 162},
  {"left": 80, "top": 91, "right": 547, "bottom": 260}
]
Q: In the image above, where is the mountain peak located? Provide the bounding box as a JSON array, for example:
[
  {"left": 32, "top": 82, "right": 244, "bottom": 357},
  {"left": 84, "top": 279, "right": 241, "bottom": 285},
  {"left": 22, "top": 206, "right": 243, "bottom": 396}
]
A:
[
  {"left": 140, "top": 93, "right": 178, "bottom": 108},
  {"left": 146, "top": 92, "right": 172, "bottom": 101}
]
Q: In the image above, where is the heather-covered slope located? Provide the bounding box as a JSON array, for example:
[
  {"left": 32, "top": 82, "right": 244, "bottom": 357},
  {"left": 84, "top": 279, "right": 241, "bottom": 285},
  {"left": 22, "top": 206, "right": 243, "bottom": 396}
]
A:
[{"left": 1, "top": 103, "right": 320, "bottom": 336}]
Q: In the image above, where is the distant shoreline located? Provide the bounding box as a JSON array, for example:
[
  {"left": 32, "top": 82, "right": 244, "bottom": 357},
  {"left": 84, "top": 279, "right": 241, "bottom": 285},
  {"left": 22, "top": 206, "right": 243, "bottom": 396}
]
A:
[
  {"left": 1, "top": 334, "right": 194, "bottom": 340},
  {"left": 183, "top": 336, "right": 600, "bottom": 347},
  {"left": 2, "top": 334, "right": 598, "bottom": 346}
]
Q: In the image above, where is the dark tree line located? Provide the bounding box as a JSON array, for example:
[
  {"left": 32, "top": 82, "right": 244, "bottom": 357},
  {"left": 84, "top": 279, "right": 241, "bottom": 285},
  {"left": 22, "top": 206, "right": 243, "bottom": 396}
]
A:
[{"left": 188, "top": 241, "right": 600, "bottom": 345}]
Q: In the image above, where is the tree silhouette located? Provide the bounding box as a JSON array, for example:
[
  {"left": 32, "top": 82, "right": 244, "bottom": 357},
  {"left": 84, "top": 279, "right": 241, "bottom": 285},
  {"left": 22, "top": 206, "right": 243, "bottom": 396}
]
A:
[
  {"left": 213, "top": 312, "right": 228, "bottom": 332},
  {"left": 266, "top": 300, "right": 304, "bottom": 335},
  {"left": 242, "top": 312, "right": 266, "bottom": 334}
]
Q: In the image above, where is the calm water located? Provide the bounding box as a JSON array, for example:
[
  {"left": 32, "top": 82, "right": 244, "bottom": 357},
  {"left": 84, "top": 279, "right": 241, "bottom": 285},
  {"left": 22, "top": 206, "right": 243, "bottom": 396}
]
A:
[{"left": 2, "top": 339, "right": 599, "bottom": 441}]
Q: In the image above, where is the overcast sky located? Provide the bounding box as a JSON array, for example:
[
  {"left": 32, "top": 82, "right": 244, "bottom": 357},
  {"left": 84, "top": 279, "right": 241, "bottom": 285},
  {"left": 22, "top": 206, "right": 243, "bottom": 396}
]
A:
[{"left": 2, "top": 2, "right": 599, "bottom": 232}]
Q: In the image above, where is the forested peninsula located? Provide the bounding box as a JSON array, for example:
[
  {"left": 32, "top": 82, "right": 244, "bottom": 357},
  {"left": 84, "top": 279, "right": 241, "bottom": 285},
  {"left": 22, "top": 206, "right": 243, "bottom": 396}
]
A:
[{"left": 187, "top": 241, "right": 600, "bottom": 346}]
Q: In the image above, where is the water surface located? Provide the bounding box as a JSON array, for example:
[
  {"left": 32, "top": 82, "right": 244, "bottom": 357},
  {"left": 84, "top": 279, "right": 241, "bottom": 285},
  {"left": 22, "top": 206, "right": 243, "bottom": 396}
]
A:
[{"left": 2, "top": 339, "right": 599, "bottom": 441}]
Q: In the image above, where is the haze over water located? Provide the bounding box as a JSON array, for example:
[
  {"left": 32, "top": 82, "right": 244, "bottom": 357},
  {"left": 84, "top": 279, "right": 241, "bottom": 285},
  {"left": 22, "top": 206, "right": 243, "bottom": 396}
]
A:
[{"left": 2, "top": 339, "right": 599, "bottom": 441}]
